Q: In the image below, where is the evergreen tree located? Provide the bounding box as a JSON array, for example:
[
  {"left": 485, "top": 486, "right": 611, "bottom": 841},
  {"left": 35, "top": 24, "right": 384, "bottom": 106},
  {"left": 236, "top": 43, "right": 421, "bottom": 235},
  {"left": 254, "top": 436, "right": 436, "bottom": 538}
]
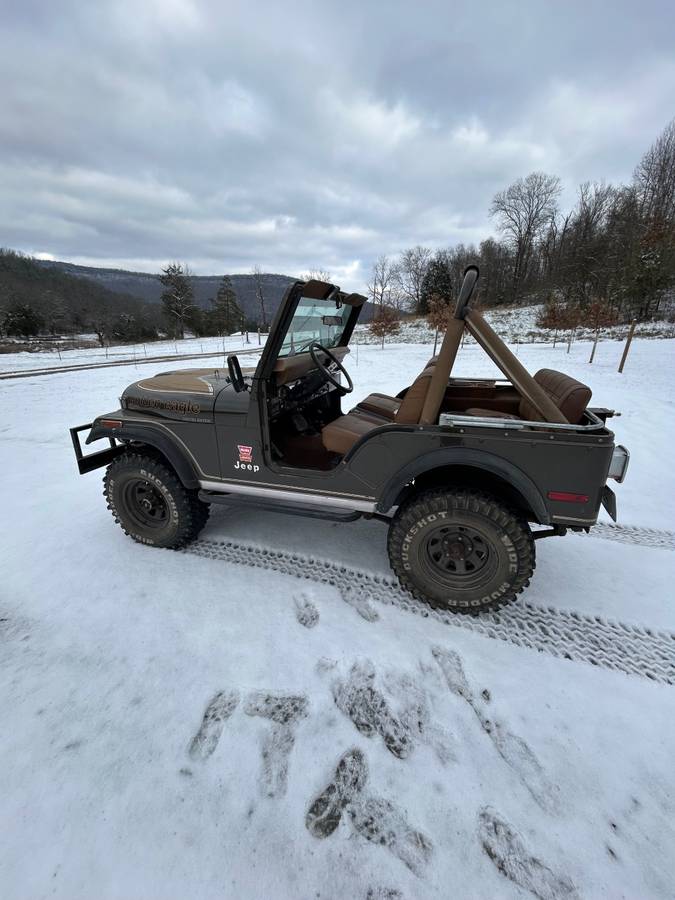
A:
[
  {"left": 158, "top": 263, "right": 194, "bottom": 339},
  {"left": 3, "top": 302, "right": 44, "bottom": 337},
  {"left": 210, "top": 275, "right": 244, "bottom": 334},
  {"left": 421, "top": 252, "right": 454, "bottom": 313}
]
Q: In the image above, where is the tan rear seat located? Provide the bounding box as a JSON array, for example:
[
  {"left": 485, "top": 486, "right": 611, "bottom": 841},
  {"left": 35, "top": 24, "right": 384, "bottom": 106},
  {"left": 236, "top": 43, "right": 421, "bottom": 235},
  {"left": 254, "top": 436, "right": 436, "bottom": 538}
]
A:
[{"left": 466, "top": 369, "right": 592, "bottom": 424}]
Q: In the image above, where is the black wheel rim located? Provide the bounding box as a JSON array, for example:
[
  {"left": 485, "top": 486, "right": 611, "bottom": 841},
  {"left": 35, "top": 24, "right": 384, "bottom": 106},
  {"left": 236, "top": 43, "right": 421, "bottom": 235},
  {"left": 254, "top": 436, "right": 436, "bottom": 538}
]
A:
[
  {"left": 123, "top": 479, "right": 169, "bottom": 529},
  {"left": 423, "top": 524, "right": 491, "bottom": 579}
]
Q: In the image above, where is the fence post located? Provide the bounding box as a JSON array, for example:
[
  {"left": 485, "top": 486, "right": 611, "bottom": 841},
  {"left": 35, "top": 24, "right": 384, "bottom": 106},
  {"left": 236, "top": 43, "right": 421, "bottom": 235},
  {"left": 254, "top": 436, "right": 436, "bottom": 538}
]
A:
[
  {"left": 567, "top": 327, "right": 575, "bottom": 353},
  {"left": 589, "top": 328, "right": 599, "bottom": 364},
  {"left": 553, "top": 328, "right": 557, "bottom": 348},
  {"left": 618, "top": 320, "right": 637, "bottom": 373}
]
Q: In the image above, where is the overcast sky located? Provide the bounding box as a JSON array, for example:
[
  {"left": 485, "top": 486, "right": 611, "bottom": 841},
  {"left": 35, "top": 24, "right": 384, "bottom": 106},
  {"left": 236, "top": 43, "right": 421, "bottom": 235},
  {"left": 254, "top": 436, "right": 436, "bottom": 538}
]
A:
[{"left": 1, "top": 0, "right": 673, "bottom": 291}]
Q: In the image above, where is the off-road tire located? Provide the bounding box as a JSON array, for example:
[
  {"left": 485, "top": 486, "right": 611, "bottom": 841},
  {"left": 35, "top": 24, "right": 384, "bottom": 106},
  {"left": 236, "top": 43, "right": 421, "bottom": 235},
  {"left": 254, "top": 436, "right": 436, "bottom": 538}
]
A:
[
  {"left": 103, "top": 451, "right": 210, "bottom": 549},
  {"left": 388, "top": 488, "right": 535, "bottom": 615}
]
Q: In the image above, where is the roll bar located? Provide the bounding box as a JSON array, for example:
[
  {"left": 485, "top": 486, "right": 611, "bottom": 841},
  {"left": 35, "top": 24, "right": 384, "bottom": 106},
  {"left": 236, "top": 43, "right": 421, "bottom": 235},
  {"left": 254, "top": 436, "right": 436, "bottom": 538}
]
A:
[
  {"left": 429, "top": 264, "right": 570, "bottom": 426},
  {"left": 453, "top": 265, "right": 479, "bottom": 319}
]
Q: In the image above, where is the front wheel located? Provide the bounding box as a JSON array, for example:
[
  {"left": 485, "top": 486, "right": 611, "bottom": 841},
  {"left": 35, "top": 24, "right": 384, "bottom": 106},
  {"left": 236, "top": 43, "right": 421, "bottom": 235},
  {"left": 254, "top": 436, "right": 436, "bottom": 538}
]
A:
[
  {"left": 387, "top": 488, "right": 535, "bottom": 614},
  {"left": 103, "top": 451, "right": 210, "bottom": 548}
]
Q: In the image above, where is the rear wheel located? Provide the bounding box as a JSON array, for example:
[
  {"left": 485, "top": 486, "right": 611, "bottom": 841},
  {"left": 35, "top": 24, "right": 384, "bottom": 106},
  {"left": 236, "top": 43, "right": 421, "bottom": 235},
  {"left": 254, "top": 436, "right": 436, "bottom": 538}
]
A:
[
  {"left": 103, "top": 451, "right": 209, "bottom": 548},
  {"left": 387, "top": 488, "right": 534, "bottom": 614}
]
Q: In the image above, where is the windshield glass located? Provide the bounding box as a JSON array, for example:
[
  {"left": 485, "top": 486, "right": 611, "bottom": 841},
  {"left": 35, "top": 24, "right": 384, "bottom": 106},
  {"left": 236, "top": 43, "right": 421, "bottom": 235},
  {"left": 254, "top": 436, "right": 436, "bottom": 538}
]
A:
[{"left": 278, "top": 295, "right": 351, "bottom": 357}]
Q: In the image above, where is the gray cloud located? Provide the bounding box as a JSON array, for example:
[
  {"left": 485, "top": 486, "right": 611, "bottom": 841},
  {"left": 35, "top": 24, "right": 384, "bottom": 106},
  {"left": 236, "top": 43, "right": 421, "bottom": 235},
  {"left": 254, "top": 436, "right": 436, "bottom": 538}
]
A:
[{"left": 1, "top": 0, "right": 673, "bottom": 290}]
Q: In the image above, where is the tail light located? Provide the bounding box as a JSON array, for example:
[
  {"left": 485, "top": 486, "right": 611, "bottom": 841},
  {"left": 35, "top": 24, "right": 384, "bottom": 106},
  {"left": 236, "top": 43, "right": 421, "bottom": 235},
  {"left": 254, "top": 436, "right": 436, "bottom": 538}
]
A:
[{"left": 547, "top": 491, "right": 589, "bottom": 503}]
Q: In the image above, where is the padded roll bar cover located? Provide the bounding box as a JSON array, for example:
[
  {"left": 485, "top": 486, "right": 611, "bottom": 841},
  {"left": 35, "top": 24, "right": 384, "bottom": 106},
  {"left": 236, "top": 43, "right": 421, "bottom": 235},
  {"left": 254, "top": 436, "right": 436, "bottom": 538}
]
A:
[
  {"left": 454, "top": 265, "right": 480, "bottom": 319},
  {"left": 419, "top": 316, "right": 465, "bottom": 425},
  {"left": 418, "top": 264, "right": 479, "bottom": 424},
  {"left": 302, "top": 279, "right": 339, "bottom": 300}
]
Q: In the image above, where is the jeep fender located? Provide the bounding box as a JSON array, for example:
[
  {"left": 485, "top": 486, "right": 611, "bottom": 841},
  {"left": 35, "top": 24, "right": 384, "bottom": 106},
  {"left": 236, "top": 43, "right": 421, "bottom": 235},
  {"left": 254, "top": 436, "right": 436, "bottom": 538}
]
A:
[
  {"left": 377, "top": 448, "right": 550, "bottom": 523},
  {"left": 87, "top": 422, "right": 200, "bottom": 490}
]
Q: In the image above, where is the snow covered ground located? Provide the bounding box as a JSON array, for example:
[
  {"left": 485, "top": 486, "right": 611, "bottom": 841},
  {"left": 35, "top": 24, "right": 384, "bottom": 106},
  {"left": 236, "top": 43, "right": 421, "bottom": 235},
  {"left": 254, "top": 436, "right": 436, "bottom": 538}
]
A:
[
  {"left": 1, "top": 337, "right": 674, "bottom": 899},
  {"left": 354, "top": 306, "right": 675, "bottom": 346},
  {"left": 0, "top": 333, "right": 264, "bottom": 374}
]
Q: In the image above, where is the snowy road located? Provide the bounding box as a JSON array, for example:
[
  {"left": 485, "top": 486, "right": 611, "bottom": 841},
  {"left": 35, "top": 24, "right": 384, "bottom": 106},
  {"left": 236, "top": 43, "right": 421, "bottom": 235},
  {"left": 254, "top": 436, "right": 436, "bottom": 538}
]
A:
[{"left": 1, "top": 338, "right": 674, "bottom": 898}]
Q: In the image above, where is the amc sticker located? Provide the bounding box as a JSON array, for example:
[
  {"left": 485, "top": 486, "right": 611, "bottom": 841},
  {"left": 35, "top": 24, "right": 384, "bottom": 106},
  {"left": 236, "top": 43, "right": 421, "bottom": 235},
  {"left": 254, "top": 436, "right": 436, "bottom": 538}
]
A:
[{"left": 234, "top": 444, "right": 259, "bottom": 473}]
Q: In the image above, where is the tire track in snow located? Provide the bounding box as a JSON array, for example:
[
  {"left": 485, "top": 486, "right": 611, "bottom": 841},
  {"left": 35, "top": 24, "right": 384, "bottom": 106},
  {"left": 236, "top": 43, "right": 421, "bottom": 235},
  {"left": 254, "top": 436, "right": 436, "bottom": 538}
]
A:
[
  {"left": 183, "top": 538, "right": 675, "bottom": 685},
  {"left": 576, "top": 522, "right": 675, "bottom": 551}
]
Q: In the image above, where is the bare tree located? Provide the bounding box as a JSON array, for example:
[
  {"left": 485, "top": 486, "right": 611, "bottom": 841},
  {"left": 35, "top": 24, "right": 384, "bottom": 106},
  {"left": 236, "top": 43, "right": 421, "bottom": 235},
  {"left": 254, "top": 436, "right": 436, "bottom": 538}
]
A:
[
  {"left": 396, "top": 246, "right": 432, "bottom": 314},
  {"left": 303, "top": 268, "right": 332, "bottom": 283},
  {"left": 634, "top": 118, "right": 675, "bottom": 224},
  {"left": 490, "top": 172, "right": 561, "bottom": 301},
  {"left": 367, "top": 254, "right": 398, "bottom": 309},
  {"left": 251, "top": 265, "right": 268, "bottom": 329}
]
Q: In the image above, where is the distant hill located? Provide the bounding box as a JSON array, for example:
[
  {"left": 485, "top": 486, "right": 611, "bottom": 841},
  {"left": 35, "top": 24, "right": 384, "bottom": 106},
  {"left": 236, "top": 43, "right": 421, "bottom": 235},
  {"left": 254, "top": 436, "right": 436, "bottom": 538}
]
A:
[
  {"left": 36, "top": 260, "right": 297, "bottom": 322},
  {"left": 0, "top": 250, "right": 162, "bottom": 339}
]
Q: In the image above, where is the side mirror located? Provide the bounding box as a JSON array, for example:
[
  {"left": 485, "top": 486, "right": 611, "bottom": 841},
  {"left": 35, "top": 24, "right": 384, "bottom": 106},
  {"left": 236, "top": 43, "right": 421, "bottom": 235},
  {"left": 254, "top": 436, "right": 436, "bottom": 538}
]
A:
[
  {"left": 453, "top": 265, "right": 480, "bottom": 319},
  {"left": 227, "top": 354, "right": 247, "bottom": 392}
]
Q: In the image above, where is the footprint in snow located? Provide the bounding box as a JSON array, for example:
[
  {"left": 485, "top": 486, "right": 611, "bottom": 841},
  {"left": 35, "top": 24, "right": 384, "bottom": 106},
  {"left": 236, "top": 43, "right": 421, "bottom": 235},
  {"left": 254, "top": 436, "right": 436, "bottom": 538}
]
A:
[
  {"left": 244, "top": 692, "right": 309, "bottom": 798},
  {"left": 188, "top": 690, "right": 239, "bottom": 760},
  {"left": 294, "top": 592, "right": 320, "bottom": 628},
  {"left": 433, "top": 646, "right": 558, "bottom": 812},
  {"left": 386, "top": 669, "right": 456, "bottom": 765},
  {"left": 333, "top": 660, "right": 413, "bottom": 759},
  {"left": 478, "top": 807, "right": 579, "bottom": 899},
  {"left": 306, "top": 748, "right": 432, "bottom": 875},
  {"left": 306, "top": 747, "right": 368, "bottom": 838},
  {"left": 341, "top": 586, "right": 379, "bottom": 622},
  {"left": 349, "top": 795, "right": 433, "bottom": 876}
]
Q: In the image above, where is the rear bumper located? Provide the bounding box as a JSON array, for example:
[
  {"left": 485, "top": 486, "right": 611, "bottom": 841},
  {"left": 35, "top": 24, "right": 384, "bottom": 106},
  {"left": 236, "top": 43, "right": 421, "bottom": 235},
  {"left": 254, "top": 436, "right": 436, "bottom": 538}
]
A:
[{"left": 69, "top": 422, "right": 124, "bottom": 474}]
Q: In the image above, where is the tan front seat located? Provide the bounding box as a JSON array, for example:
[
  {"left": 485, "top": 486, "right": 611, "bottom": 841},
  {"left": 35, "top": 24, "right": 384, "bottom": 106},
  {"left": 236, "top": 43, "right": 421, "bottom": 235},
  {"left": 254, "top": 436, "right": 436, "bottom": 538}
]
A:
[
  {"left": 322, "top": 306, "right": 465, "bottom": 456},
  {"left": 466, "top": 369, "right": 592, "bottom": 424},
  {"left": 321, "top": 370, "right": 435, "bottom": 455},
  {"left": 353, "top": 356, "right": 439, "bottom": 421}
]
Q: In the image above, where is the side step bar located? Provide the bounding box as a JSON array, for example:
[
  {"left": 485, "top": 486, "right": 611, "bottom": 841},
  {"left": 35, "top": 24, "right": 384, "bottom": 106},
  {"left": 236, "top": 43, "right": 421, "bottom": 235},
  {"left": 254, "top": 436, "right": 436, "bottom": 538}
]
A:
[
  {"left": 197, "top": 479, "right": 383, "bottom": 523},
  {"left": 198, "top": 490, "right": 364, "bottom": 523}
]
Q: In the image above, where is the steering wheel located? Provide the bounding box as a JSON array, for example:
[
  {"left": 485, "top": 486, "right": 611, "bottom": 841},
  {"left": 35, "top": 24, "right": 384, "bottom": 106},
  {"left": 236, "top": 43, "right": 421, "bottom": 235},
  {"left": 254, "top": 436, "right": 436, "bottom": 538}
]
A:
[{"left": 309, "top": 341, "right": 354, "bottom": 394}]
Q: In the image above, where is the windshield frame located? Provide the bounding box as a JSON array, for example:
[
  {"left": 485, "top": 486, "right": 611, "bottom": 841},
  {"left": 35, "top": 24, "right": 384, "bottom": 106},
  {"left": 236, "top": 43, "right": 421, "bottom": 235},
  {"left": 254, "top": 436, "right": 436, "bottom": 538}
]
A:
[
  {"left": 256, "top": 281, "right": 364, "bottom": 381},
  {"left": 277, "top": 295, "right": 352, "bottom": 359}
]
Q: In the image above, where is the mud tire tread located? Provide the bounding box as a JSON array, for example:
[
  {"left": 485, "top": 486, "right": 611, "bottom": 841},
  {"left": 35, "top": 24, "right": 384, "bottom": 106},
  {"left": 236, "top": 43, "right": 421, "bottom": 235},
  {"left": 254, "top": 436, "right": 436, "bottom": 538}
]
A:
[
  {"left": 103, "top": 450, "right": 209, "bottom": 549},
  {"left": 387, "top": 488, "right": 535, "bottom": 615}
]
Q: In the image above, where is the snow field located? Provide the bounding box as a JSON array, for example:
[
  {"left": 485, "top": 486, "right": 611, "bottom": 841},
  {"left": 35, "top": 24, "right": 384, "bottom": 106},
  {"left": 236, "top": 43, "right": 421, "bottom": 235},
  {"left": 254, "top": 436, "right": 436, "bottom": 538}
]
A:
[{"left": 0, "top": 336, "right": 673, "bottom": 898}]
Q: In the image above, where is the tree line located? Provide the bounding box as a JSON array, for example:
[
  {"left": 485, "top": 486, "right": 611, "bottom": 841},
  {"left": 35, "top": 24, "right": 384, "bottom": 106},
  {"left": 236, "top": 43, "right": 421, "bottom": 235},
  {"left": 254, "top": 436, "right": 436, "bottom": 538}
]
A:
[
  {"left": 367, "top": 119, "right": 675, "bottom": 329},
  {"left": 156, "top": 264, "right": 273, "bottom": 339},
  {"left": 0, "top": 251, "right": 269, "bottom": 344}
]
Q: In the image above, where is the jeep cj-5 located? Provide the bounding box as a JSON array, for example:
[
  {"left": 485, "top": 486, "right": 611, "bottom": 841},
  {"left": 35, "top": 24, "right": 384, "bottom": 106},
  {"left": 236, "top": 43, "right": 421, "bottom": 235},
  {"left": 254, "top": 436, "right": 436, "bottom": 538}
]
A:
[{"left": 71, "top": 266, "right": 629, "bottom": 614}]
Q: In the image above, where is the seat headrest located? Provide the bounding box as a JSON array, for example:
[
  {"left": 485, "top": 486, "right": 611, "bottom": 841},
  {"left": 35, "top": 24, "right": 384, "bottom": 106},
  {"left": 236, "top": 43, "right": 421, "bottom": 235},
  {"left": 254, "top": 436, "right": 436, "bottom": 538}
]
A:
[{"left": 520, "top": 369, "right": 592, "bottom": 424}]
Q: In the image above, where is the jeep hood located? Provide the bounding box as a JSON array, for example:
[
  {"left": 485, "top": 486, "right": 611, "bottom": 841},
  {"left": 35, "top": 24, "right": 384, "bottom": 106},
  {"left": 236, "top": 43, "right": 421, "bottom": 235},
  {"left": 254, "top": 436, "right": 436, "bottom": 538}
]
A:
[{"left": 121, "top": 367, "right": 240, "bottom": 420}]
